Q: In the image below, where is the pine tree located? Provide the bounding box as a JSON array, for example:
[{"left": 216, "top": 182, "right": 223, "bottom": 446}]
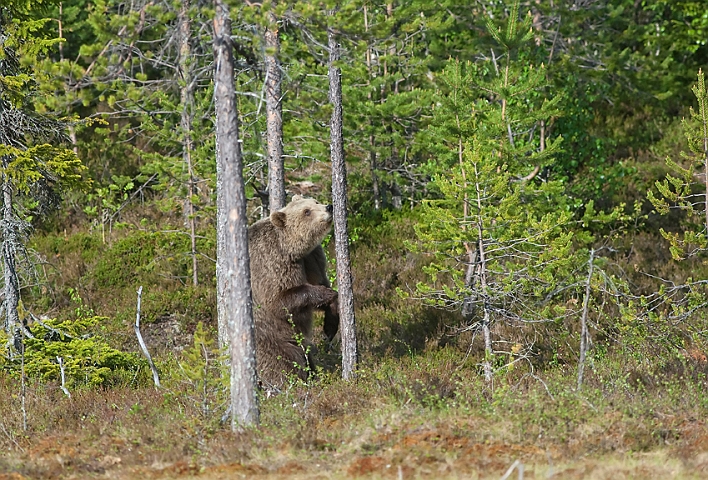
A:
[
  {"left": 213, "top": 0, "right": 258, "bottom": 431},
  {"left": 648, "top": 69, "right": 708, "bottom": 260},
  {"left": 264, "top": 2, "right": 286, "bottom": 213},
  {"left": 328, "top": 18, "right": 357, "bottom": 380},
  {"left": 411, "top": 3, "right": 572, "bottom": 382}
]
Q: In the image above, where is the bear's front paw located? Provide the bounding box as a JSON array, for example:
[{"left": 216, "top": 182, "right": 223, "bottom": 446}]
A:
[{"left": 313, "top": 285, "right": 338, "bottom": 307}]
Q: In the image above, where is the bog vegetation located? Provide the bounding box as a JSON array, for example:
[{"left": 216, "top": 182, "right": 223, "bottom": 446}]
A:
[{"left": 1, "top": 0, "right": 708, "bottom": 478}]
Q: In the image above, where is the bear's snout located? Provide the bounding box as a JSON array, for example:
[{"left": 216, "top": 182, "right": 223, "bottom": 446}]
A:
[{"left": 326, "top": 204, "right": 333, "bottom": 214}]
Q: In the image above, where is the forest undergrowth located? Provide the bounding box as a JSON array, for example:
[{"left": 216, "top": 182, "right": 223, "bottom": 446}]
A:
[
  {"left": 2, "top": 0, "right": 708, "bottom": 477},
  {"left": 0, "top": 209, "right": 706, "bottom": 479}
]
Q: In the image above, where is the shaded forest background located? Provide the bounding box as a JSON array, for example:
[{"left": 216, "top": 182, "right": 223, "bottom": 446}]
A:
[{"left": 2, "top": 0, "right": 708, "bottom": 478}]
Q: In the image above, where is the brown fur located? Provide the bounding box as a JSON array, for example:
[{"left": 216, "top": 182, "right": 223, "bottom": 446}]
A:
[{"left": 248, "top": 195, "right": 339, "bottom": 389}]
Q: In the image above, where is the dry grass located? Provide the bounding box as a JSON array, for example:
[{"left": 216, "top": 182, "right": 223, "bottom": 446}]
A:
[{"left": 1, "top": 350, "right": 708, "bottom": 479}]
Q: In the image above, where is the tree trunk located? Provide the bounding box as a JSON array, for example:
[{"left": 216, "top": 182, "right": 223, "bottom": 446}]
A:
[
  {"left": 577, "top": 248, "right": 595, "bottom": 391},
  {"left": 458, "top": 134, "right": 477, "bottom": 321},
  {"left": 328, "top": 26, "right": 357, "bottom": 380},
  {"left": 473, "top": 161, "right": 493, "bottom": 383},
  {"left": 178, "top": 0, "right": 199, "bottom": 287},
  {"left": 1, "top": 167, "right": 20, "bottom": 342},
  {"left": 363, "top": 5, "right": 380, "bottom": 210},
  {"left": 265, "top": 9, "right": 285, "bottom": 213},
  {"left": 213, "top": 0, "right": 259, "bottom": 430}
]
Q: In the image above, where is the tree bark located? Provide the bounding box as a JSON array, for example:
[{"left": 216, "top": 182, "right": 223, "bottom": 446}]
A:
[
  {"left": 265, "top": 9, "right": 285, "bottom": 213},
  {"left": 213, "top": 0, "right": 259, "bottom": 430},
  {"left": 1, "top": 163, "right": 20, "bottom": 343},
  {"left": 178, "top": 0, "right": 200, "bottom": 287},
  {"left": 328, "top": 26, "right": 357, "bottom": 380}
]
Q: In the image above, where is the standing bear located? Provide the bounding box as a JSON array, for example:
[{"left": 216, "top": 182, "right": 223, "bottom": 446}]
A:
[{"left": 248, "top": 195, "right": 339, "bottom": 389}]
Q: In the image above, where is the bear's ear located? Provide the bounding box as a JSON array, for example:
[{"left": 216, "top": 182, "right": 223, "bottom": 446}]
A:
[
  {"left": 271, "top": 211, "right": 287, "bottom": 228},
  {"left": 291, "top": 194, "right": 303, "bottom": 202}
]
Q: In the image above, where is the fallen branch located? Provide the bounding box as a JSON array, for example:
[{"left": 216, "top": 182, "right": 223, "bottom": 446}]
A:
[{"left": 134, "top": 286, "right": 160, "bottom": 388}]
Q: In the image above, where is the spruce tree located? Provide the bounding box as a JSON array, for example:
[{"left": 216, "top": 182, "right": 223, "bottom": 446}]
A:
[{"left": 0, "top": 2, "right": 85, "bottom": 345}]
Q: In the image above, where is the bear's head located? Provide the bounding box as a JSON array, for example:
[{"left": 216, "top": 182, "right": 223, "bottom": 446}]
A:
[{"left": 271, "top": 195, "right": 333, "bottom": 258}]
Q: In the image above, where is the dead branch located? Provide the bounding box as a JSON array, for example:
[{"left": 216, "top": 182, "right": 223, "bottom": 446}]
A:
[
  {"left": 56, "top": 356, "right": 71, "bottom": 398},
  {"left": 134, "top": 286, "right": 160, "bottom": 388}
]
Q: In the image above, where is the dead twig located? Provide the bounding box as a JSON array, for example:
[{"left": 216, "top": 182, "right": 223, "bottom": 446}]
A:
[
  {"left": 56, "top": 356, "right": 71, "bottom": 398},
  {"left": 500, "top": 459, "right": 524, "bottom": 480},
  {"left": 134, "top": 286, "right": 160, "bottom": 388}
]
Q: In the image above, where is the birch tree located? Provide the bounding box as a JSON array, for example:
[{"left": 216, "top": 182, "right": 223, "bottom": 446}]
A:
[{"left": 213, "top": 0, "right": 258, "bottom": 430}]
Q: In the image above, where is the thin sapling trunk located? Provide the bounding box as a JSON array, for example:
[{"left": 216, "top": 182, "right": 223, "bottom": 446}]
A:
[
  {"left": 328, "top": 26, "right": 357, "bottom": 380},
  {"left": 265, "top": 9, "right": 285, "bottom": 212}
]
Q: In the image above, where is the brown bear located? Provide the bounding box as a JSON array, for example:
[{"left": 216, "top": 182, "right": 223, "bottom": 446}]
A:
[{"left": 248, "top": 195, "right": 339, "bottom": 389}]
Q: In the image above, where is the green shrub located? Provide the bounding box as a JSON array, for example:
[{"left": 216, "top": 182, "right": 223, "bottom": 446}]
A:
[
  {"left": 1, "top": 316, "right": 145, "bottom": 388},
  {"left": 89, "top": 230, "right": 215, "bottom": 289},
  {"left": 92, "top": 231, "right": 159, "bottom": 287}
]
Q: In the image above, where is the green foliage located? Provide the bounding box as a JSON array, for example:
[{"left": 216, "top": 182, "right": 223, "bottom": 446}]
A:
[
  {"left": 6, "top": 0, "right": 708, "bottom": 441},
  {"left": 0, "top": 3, "right": 87, "bottom": 200},
  {"left": 0, "top": 315, "right": 144, "bottom": 388},
  {"left": 648, "top": 70, "right": 708, "bottom": 260},
  {"left": 91, "top": 231, "right": 158, "bottom": 287},
  {"left": 411, "top": 4, "right": 574, "bottom": 330},
  {"left": 140, "top": 286, "right": 216, "bottom": 327},
  {"left": 174, "top": 322, "right": 227, "bottom": 424},
  {"left": 90, "top": 230, "right": 215, "bottom": 288}
]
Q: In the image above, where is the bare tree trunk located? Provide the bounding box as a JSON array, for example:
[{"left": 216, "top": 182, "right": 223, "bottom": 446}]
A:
[
  {"left": 213, "top": 0, "right": 259, "bottom": 430},
  {"left": 363, "top": 5, "right": 380, "bottom": 211},
  {"left": 1, "top": 167, "right": 20, "bottom": 342},
  {"left": 385, "top": 3, "right": 402, "bottom": 210},
  {"left": 58, "top": 2, "right": 64, "bottom": 61},
  {"left": 702, "top": 78, "right": 708, "bottom": 234},
  {"left": 328, "top": 26, "right": 357, "bottom": 380},
  {"left": 265, "top": 9, "right": 285, "bottom": 213},
  {"left": 457, "top": 123, "right": 477, "bottom": 321},
  {"left": 178, "top": 0, "right": 199, "bottom": 287},
  {"left": 473, "top": 161, "right": 493, "bottom": 383},
  {"left": 577, "top": 248, "right": 595, "bottom": 391}
]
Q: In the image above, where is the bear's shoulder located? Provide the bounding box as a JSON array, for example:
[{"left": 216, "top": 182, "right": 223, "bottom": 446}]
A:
[{"left": 248, "top": 218, "right": 284, "bottom": 256}]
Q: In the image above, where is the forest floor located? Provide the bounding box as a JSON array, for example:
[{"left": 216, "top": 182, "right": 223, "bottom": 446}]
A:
[
  {"left": 2, "top": 213, "right": 707, "bottom": 479},
  {"left": 2, "top": 367, "right": 708, "bottom": 480},
  {"left": 2, "top": 425, "right": 707, "bottom": 479}
]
